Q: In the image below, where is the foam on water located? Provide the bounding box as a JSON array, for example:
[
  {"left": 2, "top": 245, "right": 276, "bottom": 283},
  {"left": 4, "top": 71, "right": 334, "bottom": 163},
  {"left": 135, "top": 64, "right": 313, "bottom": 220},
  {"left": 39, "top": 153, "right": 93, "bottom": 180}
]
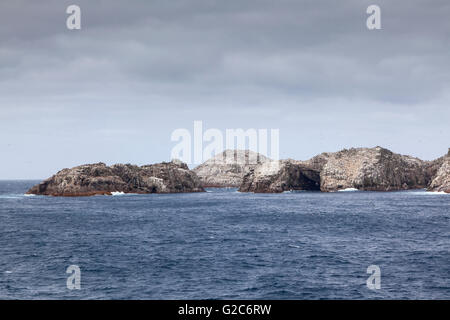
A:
[
  {"left": 111, "top": 191, "right": 143, "bottom": 196},
  {"left": 337, "top": 188, "right": 359, "bottom": 192},
  {"left": 411, "top": 191, "right": 449, "bottom": 195}
]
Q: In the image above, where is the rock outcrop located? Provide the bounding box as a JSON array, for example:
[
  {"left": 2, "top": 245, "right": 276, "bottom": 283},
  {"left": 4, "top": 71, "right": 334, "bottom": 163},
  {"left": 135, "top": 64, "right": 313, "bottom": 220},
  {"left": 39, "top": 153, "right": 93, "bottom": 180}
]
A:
[
  {"left": 305, "top": 147, "right": 437, "bottom": 192},
  {"left": 238, "top": 159, "right": 321, "bottom": 193},
  {"left": 238, "top": 146, "right": 442, "bottom": 193},
  {"left": 27, "top": 147, "right": 449, "bottom": 196},
  {"left": 193, "top": 150, "right": 270, "bottom": 187},
  {"left": 428, "top": 149, "right": 450, "bottom": 193},
  {"left": 26, "top": 160, "right": 205, "bottom": 196}
]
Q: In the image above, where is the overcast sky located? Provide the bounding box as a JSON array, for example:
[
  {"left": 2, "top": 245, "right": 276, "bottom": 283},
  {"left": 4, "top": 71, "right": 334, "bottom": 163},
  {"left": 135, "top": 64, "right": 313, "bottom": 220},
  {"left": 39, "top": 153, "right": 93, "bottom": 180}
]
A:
[{"left": 1, "top": 0, "right": 449, "bottom": 179}]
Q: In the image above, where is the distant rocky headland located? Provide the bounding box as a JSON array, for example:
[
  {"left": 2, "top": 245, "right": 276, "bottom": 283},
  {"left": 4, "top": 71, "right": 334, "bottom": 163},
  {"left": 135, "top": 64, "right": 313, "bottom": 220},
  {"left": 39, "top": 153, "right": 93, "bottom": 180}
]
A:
[{"left": 27, "top": 147, "right": 450, "bottom": 196}]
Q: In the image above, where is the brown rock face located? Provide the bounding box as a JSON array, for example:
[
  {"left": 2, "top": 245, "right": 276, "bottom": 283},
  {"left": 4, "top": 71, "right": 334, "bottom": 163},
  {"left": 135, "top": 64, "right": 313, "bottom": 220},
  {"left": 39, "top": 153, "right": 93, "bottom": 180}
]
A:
[
  {"left": 26, "top": 160, "right": 205, "bottom": 196},
  {"left": 193, "top": 150, "right": 270, "bottom": 187},
  {"left": 238, "top": 159, "right": 321, "bottom": 193},
  {"left": 305, "top": 147, "right": 435, "bottom": 192},
  {"left": 428, "top": 149, "right": 450, "bottom": 193}
]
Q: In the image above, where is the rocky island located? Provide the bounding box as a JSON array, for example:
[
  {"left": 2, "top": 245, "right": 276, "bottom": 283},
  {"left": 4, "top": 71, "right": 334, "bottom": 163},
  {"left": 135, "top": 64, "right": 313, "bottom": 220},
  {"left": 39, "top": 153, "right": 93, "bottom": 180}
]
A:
[
  {"left": 26, "top": 160, "right": 205, "bottom": 196},
  {"left": 236, "top": 147, "right": 449, "bottom": 193},
  {"left": 27, "top": 147, "right": 449, "bottom": 196},
  {"left": 193, "top": 149, "right": 269, "bottom": 187}
]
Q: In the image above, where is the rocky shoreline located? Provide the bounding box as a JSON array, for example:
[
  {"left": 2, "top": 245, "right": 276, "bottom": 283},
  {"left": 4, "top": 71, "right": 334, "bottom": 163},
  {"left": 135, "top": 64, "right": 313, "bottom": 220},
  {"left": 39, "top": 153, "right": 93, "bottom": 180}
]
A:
[{"left": 27, "top": 147, "right": 450, "bottom": 196}]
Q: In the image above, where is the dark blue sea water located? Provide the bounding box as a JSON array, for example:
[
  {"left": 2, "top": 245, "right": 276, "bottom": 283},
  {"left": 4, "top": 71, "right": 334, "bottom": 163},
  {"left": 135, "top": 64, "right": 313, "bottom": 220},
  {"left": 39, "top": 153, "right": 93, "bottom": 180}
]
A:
[{"left": 0, "top": 180, "right": 449, "bottom": 300}]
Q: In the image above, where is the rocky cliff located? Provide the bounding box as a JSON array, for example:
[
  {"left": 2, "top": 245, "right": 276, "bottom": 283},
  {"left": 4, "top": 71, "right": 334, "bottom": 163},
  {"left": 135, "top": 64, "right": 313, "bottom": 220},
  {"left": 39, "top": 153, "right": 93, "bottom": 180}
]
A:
[
  {"left": 26, "top": 159, "right": 205, "bottom": 196},
  {"left": 193, "top": 150, "right": 270, "bottom": 187},
  {"left": 428, "top": 149, "right": 450, "bottom": 193},
  {"left": 239, "top": 147, "right": 442, "bottom": 193},
  {"left": 308, "top": 147, "right": 434, "bottom": 192},
  {"left": 238, "top": 159, "right": 320, "bottom": 193}
]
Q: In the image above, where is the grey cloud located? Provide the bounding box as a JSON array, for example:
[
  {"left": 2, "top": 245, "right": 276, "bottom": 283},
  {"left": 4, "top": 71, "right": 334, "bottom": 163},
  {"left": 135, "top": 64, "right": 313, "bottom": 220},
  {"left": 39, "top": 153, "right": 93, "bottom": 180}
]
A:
[
  {"left": 2, "top": 0, "right": 449, "bottom": 104},
  {"left": 0, "top": 0, "right": 449, "bottom": 178}
]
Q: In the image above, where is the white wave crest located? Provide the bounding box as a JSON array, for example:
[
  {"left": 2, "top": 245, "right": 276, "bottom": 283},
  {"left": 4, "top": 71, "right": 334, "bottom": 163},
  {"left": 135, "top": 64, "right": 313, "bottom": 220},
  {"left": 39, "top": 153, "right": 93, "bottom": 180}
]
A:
[
  {"left": 338, "top": 188, "right": 359, "bottom": 192},
  {"left": 111, "top": 191, "right": 126, "bottom": 196},
  {"left": 110, "top": 191, "right": 142, "bottom": 196}
]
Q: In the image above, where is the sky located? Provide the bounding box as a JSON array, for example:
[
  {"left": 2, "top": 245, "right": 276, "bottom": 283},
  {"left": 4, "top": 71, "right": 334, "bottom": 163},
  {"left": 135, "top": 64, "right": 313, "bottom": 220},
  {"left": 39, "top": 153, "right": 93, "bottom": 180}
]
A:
[{"left": 0, "top": 0, "right": 449, "bottom": 179}]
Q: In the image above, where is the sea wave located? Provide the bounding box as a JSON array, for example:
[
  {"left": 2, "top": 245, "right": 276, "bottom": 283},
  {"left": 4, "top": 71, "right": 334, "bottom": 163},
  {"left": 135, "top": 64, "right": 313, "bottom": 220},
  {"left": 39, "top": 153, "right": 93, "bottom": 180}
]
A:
[
  {"left": 111, "top": 191, "right": 142, "bottom": 196},
  {"left": 411, "top": 191, "right": 449, "bottom": 195},
  {"left": 111, "top": 191, "right": 126, "bottom": 196},
  {"left": 337, "top": 188, "right": 359, "bottom": 192}
]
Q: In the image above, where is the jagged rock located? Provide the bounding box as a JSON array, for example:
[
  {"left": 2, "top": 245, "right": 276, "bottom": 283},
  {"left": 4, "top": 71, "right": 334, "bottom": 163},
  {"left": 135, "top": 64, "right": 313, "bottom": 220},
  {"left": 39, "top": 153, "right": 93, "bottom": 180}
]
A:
[
  {"left": 238, "top": 159, "right": 320, "bottom": 193},
  {"left": 193, "top": 150, "right": 270, "bottom": 187},
  {"left": 305, "top": 146, "right": 435, "bottom": 192},
  {"left": 26, "top": 160, "right": 205, "bottom": 196},
  {"left": 239, "top": 146, "right": 441, "bottom": 193},
  {"left": 428, "top": 149, "right": 450, "bottom": 193}
]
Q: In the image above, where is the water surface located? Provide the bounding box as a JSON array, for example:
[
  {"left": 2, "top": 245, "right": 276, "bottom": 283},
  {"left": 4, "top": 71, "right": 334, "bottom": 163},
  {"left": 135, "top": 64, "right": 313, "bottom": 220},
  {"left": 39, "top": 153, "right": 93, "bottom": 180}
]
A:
[{"left": 0, "top": 181, "right": 448, "bottom": 299}]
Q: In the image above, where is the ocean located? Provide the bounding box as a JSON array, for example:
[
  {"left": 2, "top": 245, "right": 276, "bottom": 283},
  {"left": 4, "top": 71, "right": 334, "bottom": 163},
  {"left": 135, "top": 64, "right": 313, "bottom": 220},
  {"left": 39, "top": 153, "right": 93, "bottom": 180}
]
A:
[{"left": 0, "top": 180, "right": 448, "bottom": 299}]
